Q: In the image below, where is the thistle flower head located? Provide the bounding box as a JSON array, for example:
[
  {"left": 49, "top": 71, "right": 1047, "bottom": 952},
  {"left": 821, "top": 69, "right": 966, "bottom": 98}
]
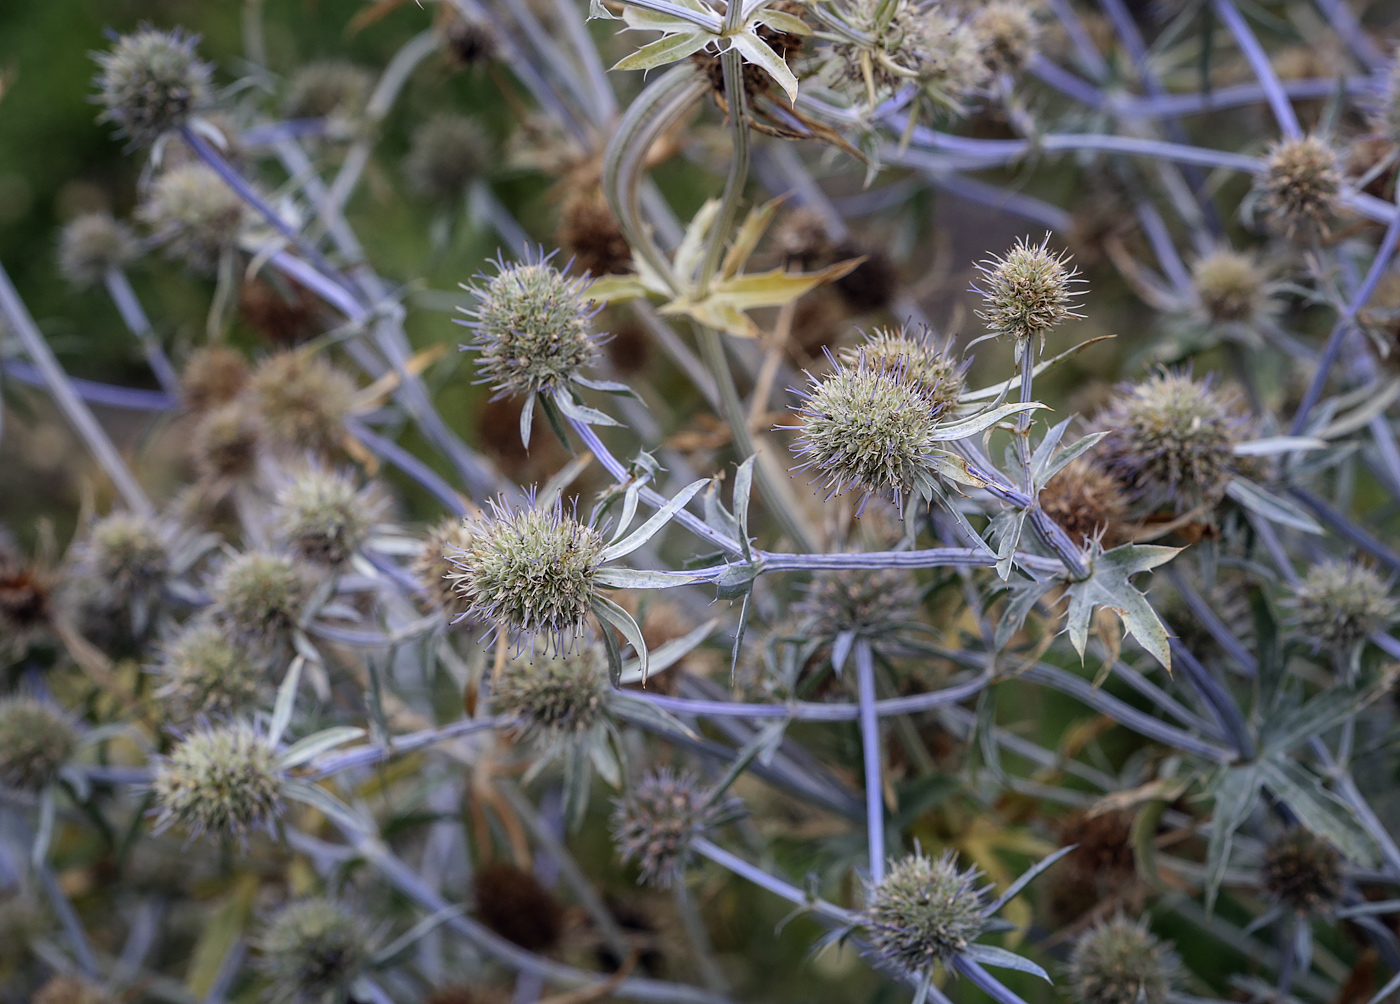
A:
[
  {"left": 828, "top": 0, "right": 987, "bottom": 113},
  {"left": 282, "top": 61, "right": 372, "bottom": 122},
  {"left": 445, "top": 498, "right": 604, "bottom": 646},
  {"left": 33, "top": 976, "right": 113, "bottom": 1004},
  {"left": 1191, "top": 248, "right": 1272, "bottom": 325},
  {"left": 974, "top": 235, "right": 1083, "bottom": 344},
  {"left": 273, "top": 467, "right": 384, "bottom": 568},
  {"left": 970, "top": 0, "right": 1040, "bottom": 75},
  {"left": 138, "top": 164, "right": 246, "bottom": 273},
  {"left": 77, "top": 511, "right": 170, "bottom": 598},
  {"left": 458, "top": 251, "right": 601, "bottom": 398},
  {"left": 612, "top": 767, "right": 733, "bottom": 887},
  {"left": 794, "top": 568, "right": 922, "bottom": 642},
  {"left": 208, "top": 552, "right": 312, "bottom": 648},
  {"left": 250, "top": 351, "right": 357, "bottom": 454},
  {"left": 1039, "top": 458, "right": 1129, "bottom": 545},
  {"left": 863, "top": 850, "right": 988, "bottom": 973},
  {"left": 405, "top": 113, "right": 491, "bottom": 203},
  {"left": 58, "top": 212, "right": 138, "bottom": 287},
  {"left": 788, "top": 357, "right": 941, "bottom": 508},
  {"left": 191, "top": 400, "right": 263, "bottom": 480},
  {"left": 0, "top": 697, "right": 77, "bottom": 792},
  {"left": 181, "top": 344, "right": 249, "bottom": 412},
  {"left": 153, "top": 722, "right": 283, "bottom": 842},
  {"left": 838, "top": 325, "right": 966, "bottom": 415},
  {"left": 1263, "top": 829, "right": 1344, "bottom": 915},
  {"left": 92, "top": 27, "right": 212, "bottom": 146},
  {"left": 156, "top": 621, "right": 266, "bottom": 721},
  {"left": 1068, "top": 915, "right": 1180, "bottom": 1004},
  {"left": 1256, "top": 136, "right": 1342, "bottom": 236},
  {"left": 414, "top": 518, "right": 475, "bottom": 617},
  {"left": 1091, "top": 371, "right": 1247, "bottom": 511},
  {"left": 256, "top": 897, "right": 370, "bottom": 1003},
  {"left": 493, "top": 642, "right": 610, "bottom": 740},
  {"left": 473, "top": 861, "right": 564, "bottom": 952},
  {"left": 1287, "top": 560, "right": 1396, "bottom": 647}
]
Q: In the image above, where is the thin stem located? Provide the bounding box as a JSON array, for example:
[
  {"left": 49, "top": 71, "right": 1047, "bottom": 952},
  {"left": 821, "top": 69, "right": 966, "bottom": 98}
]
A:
[
  {"left": 1211, "top": 0, "right": 1301, "bottom": 139},
  {"left": 855, "top": 639, "right": 886, "bottom": 882},
  {"left": 102, "top": 270, "right": 180, "bottom": 394}
]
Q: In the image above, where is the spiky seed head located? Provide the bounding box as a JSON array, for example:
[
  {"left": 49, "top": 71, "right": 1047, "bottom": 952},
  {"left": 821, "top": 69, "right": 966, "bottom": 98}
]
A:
[
  {"left": 414, "top": 519, "right": 476, "bottom": 617},
  {"left": 32, "top": 976, "right": 113, "bottom": 1004},
  {"left": 1039, "top": 458, "right": 1129, "bottom": 545},
  {"left": 1263, "top": 829, "right": 1344, "bottom": 914},
  {"left": 795, "top": 568, "right": 922, "bottom": 641},
  {"left": 612, "top": 767, "right": 730, "bottom": 888},
  {"left": 156, "top": 621, "right": 266, "bottom": 721},
  {"left": 181, "top": 344, "right": 249, "bottom": 412},
  {"left": 138, "top": 165, "right": 246, "bottom": 274},
  {"left": 257, "top": 897, "right": 370, "bottom": 1003},
  {"left": 830, "top": 240, "right": 900, "bottom": 314},
  {"left": 473, "top": 861, "right": 564, "bottom": 952},
  {"left": 789, "top": 359, "right": 940, "bottom": 506},
  {"left": 1191, "top": 249, "right": 1271, "bottom": 325},
  {"left": 493, "top": 642, "right": 610, "bottom": 742},
  {"left": 970, "top": 0, "right": 1040, "bottom": 74},
  {"left": 1092, "top": 371, "right": 1246, "bottom": 511},
  {"left": 558, "top": 187, "right": 632, "bottom": 277},
  {"left": 250, "top": 351, "right": 357, "bottom": 454},
  {"left": 191, "top": 400, "right": 263, "bottom": 480},
  {"left": 1068, "top": 915, "right": 1180, "bottom": 1004},
  {"left": 153, "top": 722, "right": 283, "bottom": 842},
  {"left": 974, "top": 235, "right": 1083, "bottom": 343},
  {"left": 838, "top": 326, "right": 966, "bottom": 414},
  {"left": 0, "top": 556, "right": 51, "bottom": 650},
  {"left": 1256, "top": 136, "right": 1342, "bottom": 236},
  {"left": 1287, "top": 560, "right": 1396, "bottom": 647},
  {"left": 0, "top": 697, "right": 77, "bottom": 792},
  {"left": 208, "top": 552, "right": 311, "bottom": 648},
  {"left": 459, "top": 254, "right": 600, "bottom": 398},
  {"left": 863, "top": 850, "right": 988, "bottom": 972},
  {"left": 58, "top": 213, "right": 138, "bottom": 287},
  {"left": 405, "top": 113, "right": 491, "bottom": 202},
  {"left": 274, "top": 467, "right": 383, "bottom": 568},
  {"left": 282, "top": 61, "right": 372, "bottom": 122},
  {"left": 92, "top": 27, "right": 212, "bottom": 146},
  {"left": 445, "top": 499, "right": 604, "bottom": 646},
  {"left": 440, "top": 11, "right": 500, "bottom": 67},
  {"left": 78, "top": 512, "right": 170, "bottom": 597}
]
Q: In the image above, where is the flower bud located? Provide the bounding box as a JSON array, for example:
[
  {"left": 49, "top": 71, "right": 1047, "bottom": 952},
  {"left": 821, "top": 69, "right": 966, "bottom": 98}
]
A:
[
  {"left": 493, "top": 643, "right": 610, "bottom": 741},
  {"left": 93, "top": 27, "right": 212, "bottom": 146},
  {"left": 77, "top": 511, "right": 170, "bottom": 600},
  {"left": 1287, "top": 560, "right": 1396, "bottom": 648},
  {"left": 863, "top": 850, "right": 987, "bottom": 972},
  {"left": 612, "top": 767, "right": 731, "bottom": 887},
  {"left": 181, "top": 344, "right": 250, "bottom": 412},
  {"left": 0, "top": 697, "right": 77, "bottom": 792},
  {"left": 208, "top": 552, "right": 312, "bottom": 648},
  {"left": 274, "top": 467, "right": 384, "bottom": 568},
  {"left": 795, "top": 568, "right": 922, "bottom": 642},
  {"left": 1191, "top": 248, "right": 1271, "bottom": 326},
  {"left": 153, "top": 722, "right": 283, "bottom": 842},
  {"left": 1255, "top": 136, "right": 1341, "bottom": 236},
  {"left": 1068, "top": 915, "right": 1180, "bottom": 1004},
  {"left": 250, "top": 351, "right": 357, "bottom": 454},
  {"left": 191, "top": 400, "right": 263, "bottom": 480},
  {"left": 33, "top": 976, "right": 113, "bottom": 1004},
  {"left": 282, "top": 61, "right": 372, "bottom": 123},
  {"left": 58, "top": 213, "right": 138, "bottom": 287},
  {"left": 256, "top": 897, "right": 369, "bottom": 1002},
  {"left": 405, "top": 113, "right": 491, "bottom": 203},
  {"left": 156, "top": 621, "right": 266, "bottom": 721},
  {"left": 138, "top": 165, "right": 246, "bottom": 274},
  {"left": 837, "top": 325, "right": 965, "bottom": 414}
]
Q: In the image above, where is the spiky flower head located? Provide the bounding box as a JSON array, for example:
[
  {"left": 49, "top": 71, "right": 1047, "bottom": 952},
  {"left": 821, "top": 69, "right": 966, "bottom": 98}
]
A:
[
  {"left": 612, "top": 767, "right": 734, "bottom": 887},
  {"left": 1092, "top": 371, "right": 1247, "bottom": 511},
  {"left": 974, "top": 235, "right": 1083, "bottom": 344},
  {"left": 92, "top": 27, "right": 212, "bottom": 146},
  {"left": 445, "top": 499, "right": 604, "bottom": 646},
  {"left": 152, "top": 722, "right": 284, "bottom": 842},
  {"left": 256, "top": 897, "right": 370, "bottom": 1003},
  {"left": 274, "top": 467, "right": 384, "bottom": 568},
  {"left": 459, "top": 252, "right": 601, "bottom": 399},
  {"left": 837, "top": 326, "right": 966, "bottom": 415},
  {"left": 282, "top": 61, "right": 372, "bottom": 122},
  {"left": 863, "top": 850, "right": 988, "bottom": 973},
  {"left": 405, "top": 113, "right": 491, "bottom": 202},
  {"left": 192, "top": 400, "right": 263, "bottom": 480},
  {"left": 0, "top": 697, "right": 77, "bottom": 792},
  {"left": 795, "top": 568, "right": 922, "bottom": 642},
  {"left": 138, "top": 165, "right": 246, "bottom": 273},
  {"left": 77, "top": 511, "right": 170, "bottom": 599},
  {"left": 493, "top": 642, "right": 610, "bottom": 740},
  {"left": 414, "top": 518, "right": 475, "bottom": 617},
  {"left": 970, "top": 1, "right": 1040, "bottom": 75},
  {"left": 1287, "top": 560, "right": 1396, "bottom": 648},
  {"left": 788, "top": 357, "right": 941, "bottom": 508},
  {"left": 181, "top": 344, "right": 249, "bottom": 412},
  {"left": 1068, "top": 915, "right": 1180, "bottom": 1004},
  {"left": 32, "top": 976, "right": 113, "bottom": 1004},
  {"left": 251, "top": 351, "right": 357, "bottom": 454},
  {"left": 156, "top": 621, "right": 266, "bottom": 721},
  {"left": 1263, "top": 829, "right": 1344, "bottom": 915},
  {"left": 1255, "top": 136, "right": 1342, "bottom": 236},
  {"left": 58, "top": 213, "right": 138, "bottom": 287},
  {"left": 208, "top": 552, "right": 311, "bottom": 648},
  {"left": 1191, "top": 248, "right": 1272, "bottom": 326},
  {"left": 1039, "top": 458, "right": 1129, "bottom": 545}
]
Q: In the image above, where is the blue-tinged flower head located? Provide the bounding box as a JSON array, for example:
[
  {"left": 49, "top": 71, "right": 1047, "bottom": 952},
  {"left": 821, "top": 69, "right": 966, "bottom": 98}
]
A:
[
  {"left": 973, "top": 234, "right": 1083, "bottom": 344},
  {"left": 137, "top": 164, "right": 246, "bottom": 274},
  {"left": 152, "top": 721, "right": 284, "bottom": 843},
  {"left": 93, "top": 26, "right": 212, "bottom": 146},
  {"left": 612, "top": 767, "right": 738, "bottom": 888},
  {"left": 837, "top": 324, "right": 967, "bottom": 416},
  {"left": 0, "top": 695, "right": 77, "bottom": 792},
  {"left": 457, "top": 248, "right": 602, "bottom": 399},
  {"left": 1287, "top": 560, "right": 1396, "bottom": 648},
  {"left": 863, "top": 850, "right": 988, "bottom": 973},
  {"left": 256, "top": 897, "right": 369, "bottom": 1003},
  {"left": 1068, "top": 915, "right": 1180, "bottom": 1004},
  {"left": 58, "top": 213, "right": 138, "bottom": 287}
]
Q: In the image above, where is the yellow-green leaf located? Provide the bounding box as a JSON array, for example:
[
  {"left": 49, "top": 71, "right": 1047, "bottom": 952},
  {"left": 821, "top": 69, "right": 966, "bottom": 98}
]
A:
[
  {"left": 721, "top": 196, "right": 786, "bottom": 281},
  {"left": 729, "top": 29, "right": 798, "bottom": 102},
  {"left": 612, "top": 30, "right": 713, "bottom": 71},
  {"left": 579, "top": 273, "right": 655, "bottom": 303}
]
